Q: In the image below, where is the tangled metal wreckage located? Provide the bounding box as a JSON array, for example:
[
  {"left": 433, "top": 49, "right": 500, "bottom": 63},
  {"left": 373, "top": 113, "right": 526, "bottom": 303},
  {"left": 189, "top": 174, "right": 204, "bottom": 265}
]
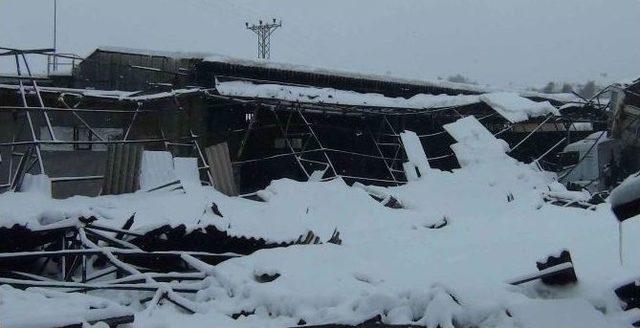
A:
[
  {"left": 0, "top": 46, "right": 629, "bottom": 327},
  {"left": 0, "top": 46, "right": 611, "bottom": 198}
]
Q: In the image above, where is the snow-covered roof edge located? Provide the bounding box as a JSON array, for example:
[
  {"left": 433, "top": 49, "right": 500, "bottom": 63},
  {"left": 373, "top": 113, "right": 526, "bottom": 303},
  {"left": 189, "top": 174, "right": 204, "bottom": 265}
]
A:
[
  {"left": 92, "top": 46, "right": 215, "bottom": 60},
  {"left": 0, "top": 83, "right": 204, "bottom": 101},
  {"left": 204, "top": 54, "right": 492, "bottom": 94},
  {"left": 87, "top": 46, "right": 581, "bottom": 103}
]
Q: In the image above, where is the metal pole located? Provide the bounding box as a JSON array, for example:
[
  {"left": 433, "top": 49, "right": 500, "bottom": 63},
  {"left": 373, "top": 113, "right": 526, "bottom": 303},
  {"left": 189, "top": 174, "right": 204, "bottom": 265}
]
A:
[
  {"left": 619, "top": 222, "right": 624, "bottom": 267},
  {"left": 124, "top": 103, "right": 142, "bottom": 140},
  {"left": 295, "top": 107, "right": 338, "bottom": 177},
  {"left": 58, "top": 98, "right": 106, "bottom": 141},
  {"left": 509, "top": 115, "right": 554, "bottom": 153},
  {"left": 60, "top": 234, "right": 66, "bottom": 281},
  {"left": 190, "top": 130, "right": 214, "bottom": 186},
  {"left": 383, "top": 115, "right": 403, "bottom": 173},
  {"left": 367, "top": 119, "right": 398, "bottom": 184},
  {"left": 53, "top": 0, "right": 58, "bottom": 71},
  {"left": 14, "top": 54, "right": 45, "bottom": 175}
]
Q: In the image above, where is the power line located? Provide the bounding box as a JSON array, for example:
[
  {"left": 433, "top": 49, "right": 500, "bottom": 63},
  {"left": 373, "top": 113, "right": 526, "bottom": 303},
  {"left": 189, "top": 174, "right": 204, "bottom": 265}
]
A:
[{"left": 245, "top": 18, "right": 282, "bottom": 59}]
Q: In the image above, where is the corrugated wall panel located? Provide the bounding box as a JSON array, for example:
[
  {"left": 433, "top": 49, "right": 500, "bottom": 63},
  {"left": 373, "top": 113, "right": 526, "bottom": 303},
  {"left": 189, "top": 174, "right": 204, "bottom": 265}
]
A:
[
  {"left": 205, "top": 142, "right": 238, "bottom": 196},
  {"left": 102, "top": 144, "right": 143, "bottom": 195}
]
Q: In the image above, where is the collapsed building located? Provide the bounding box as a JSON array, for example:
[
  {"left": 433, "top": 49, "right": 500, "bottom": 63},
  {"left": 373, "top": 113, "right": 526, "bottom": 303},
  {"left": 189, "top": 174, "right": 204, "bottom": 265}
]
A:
[
  {"left": 0, "top": 46, "right": 603, "bottom": 199},
  {"left": 0, "top": 46, "right": 629, "bottom": 328},
  {"left": 611, "top": 79, "right": 640, "bottom": 169}
]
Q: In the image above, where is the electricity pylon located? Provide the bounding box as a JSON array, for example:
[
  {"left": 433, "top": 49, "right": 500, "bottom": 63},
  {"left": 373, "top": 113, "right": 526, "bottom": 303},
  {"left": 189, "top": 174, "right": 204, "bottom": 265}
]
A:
[{"left": 245, "top": 18, "right": 282, "bottom": 59}]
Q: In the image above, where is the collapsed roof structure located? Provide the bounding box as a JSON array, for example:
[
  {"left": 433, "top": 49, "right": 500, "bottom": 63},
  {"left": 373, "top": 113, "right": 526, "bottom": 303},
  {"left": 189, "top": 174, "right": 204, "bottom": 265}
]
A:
[{"left": 0, "top": 46, "right": 603, "bottom": 198}]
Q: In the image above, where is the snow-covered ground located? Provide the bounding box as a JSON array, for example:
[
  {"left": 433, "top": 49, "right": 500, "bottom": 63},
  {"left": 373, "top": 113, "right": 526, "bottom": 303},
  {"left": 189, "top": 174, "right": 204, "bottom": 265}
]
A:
[{"left": 1, "top": 116, "right": 639, "bottom": 328}]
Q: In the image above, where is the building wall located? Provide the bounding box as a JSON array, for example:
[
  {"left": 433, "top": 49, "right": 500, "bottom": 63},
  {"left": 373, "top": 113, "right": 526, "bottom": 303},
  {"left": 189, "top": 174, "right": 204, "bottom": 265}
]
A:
[{"left": 74, "top": 51, "right": 196, "bottom": 91}]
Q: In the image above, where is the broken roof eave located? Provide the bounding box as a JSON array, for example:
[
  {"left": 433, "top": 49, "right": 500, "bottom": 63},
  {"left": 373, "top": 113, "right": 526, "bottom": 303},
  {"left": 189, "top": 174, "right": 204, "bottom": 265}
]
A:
[
  {"left": 0, "top": 83, "right": 207, "bottom": 103},
  {"left": 90, "top": 46, "right": 213, "bottom": 61},
  {"left": 213, "top": 80, "right": 564, "bottom": 123},
  {"left": 209, "top": 92, "right": 485, "bottom": 118}
]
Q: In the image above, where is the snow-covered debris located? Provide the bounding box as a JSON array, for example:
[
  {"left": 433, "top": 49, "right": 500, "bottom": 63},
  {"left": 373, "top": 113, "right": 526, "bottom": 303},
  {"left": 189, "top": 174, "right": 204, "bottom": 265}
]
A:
[
  {"left": 400, "top": 130, "right": 431, "bottom": 178},
  {"left": 0, "top": 124, "right": 631, "bottom": 327},
  {"left": 519, "top": 90, "right": 584, "bottom": 104},
  {"left": 611, "top": 173, "right": 640, "bottom": 210},
  {"left": 443, "top": 116, "right": 511, "bottom": 167},
  {"left": 480, "top": 92, "right": 560, "bottom": 123},
  {"left": 508, "top": 299, "right": 625, "bottom": 328},
  {"left": 19, "top": 174, "right": 52, "bottom": 197},
  {"left": 139, "top": 151, "right": 201, "bottom": 192},
  {"left": 139, "top": 151, "right": 177, "bottom": 191},
  {"left": 0, "top": 285, "right": 133, "bottom": 328},
  {"left": 0, "top": 83, "right": 202, "bottom": 101},
  {"left": 174, "top": 157, "right": 202, "bottom": 191}
]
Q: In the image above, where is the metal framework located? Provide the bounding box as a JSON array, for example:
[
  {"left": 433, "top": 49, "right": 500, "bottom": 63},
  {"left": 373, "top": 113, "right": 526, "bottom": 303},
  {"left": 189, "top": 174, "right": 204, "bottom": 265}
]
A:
[
  {"left": 0, "top": 48, "right": 215, "bottom": 193},
  {"left": 0, "top": 218, "right": 241, "bottom": 314},
  {"left": 221, "top": 92, "right": 532, "bottom": 187},
  {"left": 230, "top": 100, "right": 411, "bottom": 186},
  {"left": 216, "top": 86, "right": 603, "bottom": 191}
]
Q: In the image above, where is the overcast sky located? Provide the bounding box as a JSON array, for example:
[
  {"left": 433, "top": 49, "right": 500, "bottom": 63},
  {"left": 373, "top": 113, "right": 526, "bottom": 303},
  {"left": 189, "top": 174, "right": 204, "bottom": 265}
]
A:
[{"left": 1, "top": 0, "right": 639, "bottom": 89}]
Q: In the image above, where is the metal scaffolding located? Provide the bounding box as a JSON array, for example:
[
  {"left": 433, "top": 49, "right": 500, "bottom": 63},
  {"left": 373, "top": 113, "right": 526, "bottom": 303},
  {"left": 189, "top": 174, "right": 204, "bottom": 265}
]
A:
[{"left": 0, "top": 48, "right": 215, "bottom": 194}]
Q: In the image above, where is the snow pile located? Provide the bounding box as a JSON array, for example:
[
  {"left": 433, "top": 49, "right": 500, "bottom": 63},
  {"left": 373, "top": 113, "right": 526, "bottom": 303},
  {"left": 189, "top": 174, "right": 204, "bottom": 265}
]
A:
[
  {"left": 158, "top": 158, "right": 623, "bottom": 327},
  {"left": 0, "top": 118, "right": 635, "bottom": 327},
  {"left": 508, "top": 299, "right": 622, "bottom": 328},
  {"left": 480, "top": 92, "right": 561, "bottom": 123},
  {"left": 0, "top": 285, "right": 132, "bottom": 328},
  {"left": 19, "top": 174, "right": 52, "bottom": 197},
  {"left": 610, "top": 172, "right": 640, "bottom": 209}
]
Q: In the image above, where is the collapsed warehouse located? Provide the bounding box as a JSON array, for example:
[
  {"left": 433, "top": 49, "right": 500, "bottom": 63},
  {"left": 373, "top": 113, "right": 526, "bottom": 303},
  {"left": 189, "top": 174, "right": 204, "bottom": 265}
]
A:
[
  {"left": 0, "top": 46, "right": 628, "bottom": 328},
  {"left": 0, "top": 46, "right": 604, "bottom": 198}
]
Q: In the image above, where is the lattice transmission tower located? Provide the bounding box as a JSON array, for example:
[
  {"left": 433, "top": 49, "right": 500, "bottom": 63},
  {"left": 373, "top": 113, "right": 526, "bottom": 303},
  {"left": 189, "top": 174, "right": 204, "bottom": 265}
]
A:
[{"left": 245, "top": 18, "right": 282, "bottom": 59}]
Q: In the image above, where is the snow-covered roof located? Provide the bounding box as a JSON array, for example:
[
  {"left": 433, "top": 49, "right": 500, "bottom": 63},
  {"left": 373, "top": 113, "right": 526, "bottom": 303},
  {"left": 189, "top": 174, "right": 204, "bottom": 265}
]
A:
[
  {"left": 205, "top": 57, "right": 581, "bottom": 104},
  {"left": 94, "top": 46, "right": 214, "bottom": 60},
  {"left": 204, "top": 55, "right": 492, "bottom": 95},
  {"left": 97, "top": 45, "right": 486, "bottom": 94},
  {"left": 215, "top": 80, "right": 480, "bottom": 110},
  {"left": 0, "top": 83, "right": 202, "bottom": 101},
  {"left": 88, "top": 47, "right": 583, "bottom": 105},
  {"left": 480, "top": 92, "right": 560, "bottom": 123},
  {"left": 216, "top": 80, "right": 563, "bottom": 123}
]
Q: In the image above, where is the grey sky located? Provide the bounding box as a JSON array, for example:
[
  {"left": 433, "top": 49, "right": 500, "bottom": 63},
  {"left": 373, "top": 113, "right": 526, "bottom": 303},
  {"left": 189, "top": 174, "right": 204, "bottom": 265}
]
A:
[{"left": 1, "top": 0, "right": 639, "bottom": 88}]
